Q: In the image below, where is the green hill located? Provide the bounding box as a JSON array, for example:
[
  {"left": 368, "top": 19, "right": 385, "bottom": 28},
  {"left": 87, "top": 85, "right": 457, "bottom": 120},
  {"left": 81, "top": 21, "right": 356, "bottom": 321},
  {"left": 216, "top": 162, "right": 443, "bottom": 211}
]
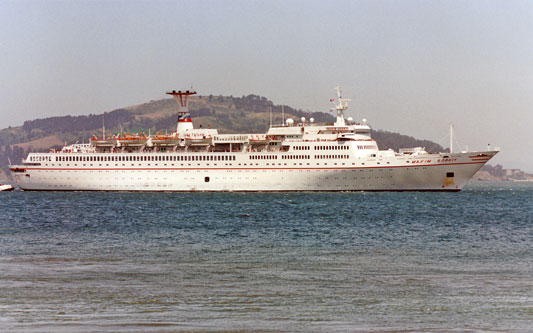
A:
[{"left": 0, "top": 94, "right": 446, "bottom": 178}]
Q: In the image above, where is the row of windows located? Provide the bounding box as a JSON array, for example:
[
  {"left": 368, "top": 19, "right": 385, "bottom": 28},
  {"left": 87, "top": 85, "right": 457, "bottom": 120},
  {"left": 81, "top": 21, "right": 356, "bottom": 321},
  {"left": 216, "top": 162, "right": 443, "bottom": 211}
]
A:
[
  {"left": 32, "top": 153, "right": 355, "bottom": 163},
  {"left": 315, "top": 145, "right": 349, "bottom": 151},
  {"left": 281, "top": 155, "right": 310, "bottom": 160},
  {"left": 31, "top": 146, "right": 358, "bottom": 163},
  {"left": 250, "top": 155, "right": 278, "bottom": 160},
  {"left": 51, "top": 155, "right": 236, "bottom": 162},
  {"left": 32, "top": 150, "right": 366, "bottom": 163},
  {"left": 357, "top": 145, "right": 377, "bottom": 150},
  {"left": 291, "top": 145, "right": 350, "bottom": 151},
  {"left": 315, "top": 155, "right": 349, "bottom": 159},
  {"left": 214, "top": 135, "right": 248, "bottom": 142},
  {"left": 29, "top": 156, "right": 52, "bottom": 162}
]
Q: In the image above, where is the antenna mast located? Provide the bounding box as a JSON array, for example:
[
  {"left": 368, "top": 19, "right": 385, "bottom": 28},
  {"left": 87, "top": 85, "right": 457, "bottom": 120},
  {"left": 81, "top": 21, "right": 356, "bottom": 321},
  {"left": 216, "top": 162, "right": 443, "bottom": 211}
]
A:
[
  {"left": 331, "top": 87, "right": 351, "bottom": 126},
  {"left": 450, "top": 123, "right": 454, "bottom": 154}
]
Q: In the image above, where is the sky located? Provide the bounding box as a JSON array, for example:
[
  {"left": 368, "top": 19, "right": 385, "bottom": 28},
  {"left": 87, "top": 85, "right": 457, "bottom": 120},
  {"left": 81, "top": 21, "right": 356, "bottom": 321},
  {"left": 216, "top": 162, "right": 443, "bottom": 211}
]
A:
[{"left": 0, "top": 0, "right": 532, "bottom": 171}]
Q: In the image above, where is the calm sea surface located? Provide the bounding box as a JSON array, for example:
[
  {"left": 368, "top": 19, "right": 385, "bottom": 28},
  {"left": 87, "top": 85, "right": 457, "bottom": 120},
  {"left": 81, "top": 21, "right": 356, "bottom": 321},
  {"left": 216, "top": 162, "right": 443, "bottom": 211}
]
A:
[{"left": 0, "top": 182, "right": 532, "bottom": 332}]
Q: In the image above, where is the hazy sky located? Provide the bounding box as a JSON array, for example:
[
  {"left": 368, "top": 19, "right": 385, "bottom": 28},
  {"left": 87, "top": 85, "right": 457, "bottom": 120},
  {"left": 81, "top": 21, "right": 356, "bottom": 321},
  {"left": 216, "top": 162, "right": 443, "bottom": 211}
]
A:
[{"left": 1, "top": 0, "right": 532, "bottom": 171}]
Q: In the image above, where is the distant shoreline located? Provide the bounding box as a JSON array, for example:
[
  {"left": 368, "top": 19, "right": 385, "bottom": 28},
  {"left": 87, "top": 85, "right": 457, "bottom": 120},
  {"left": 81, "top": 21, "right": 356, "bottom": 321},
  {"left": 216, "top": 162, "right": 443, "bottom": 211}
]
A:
[{"left": 473, "top": 179, "right": 533, "bottom": 182}]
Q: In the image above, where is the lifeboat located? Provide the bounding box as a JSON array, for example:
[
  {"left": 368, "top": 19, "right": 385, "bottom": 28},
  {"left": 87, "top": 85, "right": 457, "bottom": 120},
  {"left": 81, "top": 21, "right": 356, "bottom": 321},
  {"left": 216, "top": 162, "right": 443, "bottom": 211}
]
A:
[
  {"left": 116, "top": 133, "right": 148, "bottom": 147},
  {"left": 248, "top": 134, "right": 270, "bottom": 145},
  {"left": 151, "top": 133, "right": 180, "bottom": 146},
  {"left": 0, "top": 184, "right": 14, "bottom": 191},
  {"left": 90, "top": 135, "right": 118, "bottom": 147},
  {"left": 185, "top": 133, "right": 212, "bottom": 145}
]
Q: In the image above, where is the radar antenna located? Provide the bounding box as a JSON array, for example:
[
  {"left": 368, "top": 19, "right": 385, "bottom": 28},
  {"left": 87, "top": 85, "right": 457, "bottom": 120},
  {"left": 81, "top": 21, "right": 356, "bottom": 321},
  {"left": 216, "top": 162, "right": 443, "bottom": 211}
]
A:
[{"left": 330, "top": 86, "right": 351, "bottom": 126}]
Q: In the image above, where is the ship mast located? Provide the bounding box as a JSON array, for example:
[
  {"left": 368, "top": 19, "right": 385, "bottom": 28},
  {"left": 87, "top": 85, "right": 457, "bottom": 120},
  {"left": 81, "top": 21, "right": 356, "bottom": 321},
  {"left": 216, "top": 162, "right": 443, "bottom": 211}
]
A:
[
  {"left": 331, "top": 87, "right": 351, "bottom": 126},
  {"left": 450, "top": 123, "right": 454, "bottom": 154},
  {"left": 166, "top": 90, "right": 196, "bottom": 134}
]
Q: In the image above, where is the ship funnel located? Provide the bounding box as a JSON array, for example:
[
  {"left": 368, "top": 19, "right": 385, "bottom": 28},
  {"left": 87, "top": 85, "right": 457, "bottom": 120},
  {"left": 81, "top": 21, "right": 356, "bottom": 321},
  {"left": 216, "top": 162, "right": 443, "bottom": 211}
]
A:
[{"left": 167, "top": 90, "right": 196, "bottom": 134}]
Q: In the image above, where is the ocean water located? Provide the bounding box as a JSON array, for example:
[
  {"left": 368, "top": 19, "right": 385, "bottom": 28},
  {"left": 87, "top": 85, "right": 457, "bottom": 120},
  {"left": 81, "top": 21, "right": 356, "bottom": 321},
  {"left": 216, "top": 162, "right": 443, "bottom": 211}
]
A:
[{"left": 0, "top": 182, "right": 532, "bottom": 332}]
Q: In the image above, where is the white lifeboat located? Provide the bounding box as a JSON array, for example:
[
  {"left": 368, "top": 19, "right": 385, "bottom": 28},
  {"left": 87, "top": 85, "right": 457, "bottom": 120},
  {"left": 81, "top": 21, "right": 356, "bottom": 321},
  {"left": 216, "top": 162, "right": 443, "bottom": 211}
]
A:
[
  {"left": 248, "top": 134, "right": 270, "bottom": 145},
  {"left": 151, "top": 133, "right": 180, "bottom": 146},
  {"left": 90, "top": 135, "right": 118, "bottom": 147},
  {"left": 116, "top": 133, "right": 148, "bottom": 147},
  {"left": 185, "top": 133, "right": 212, "bottom": 145},
  {"left": 0, "top": 184, "right": 14, "bottom": 191}
]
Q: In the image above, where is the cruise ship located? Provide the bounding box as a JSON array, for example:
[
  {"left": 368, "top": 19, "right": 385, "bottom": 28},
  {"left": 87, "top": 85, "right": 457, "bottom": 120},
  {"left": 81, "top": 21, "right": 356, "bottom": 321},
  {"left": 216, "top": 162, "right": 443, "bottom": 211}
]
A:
[{"left": 9, "top": 89, "right": 498, "bottom": 191}]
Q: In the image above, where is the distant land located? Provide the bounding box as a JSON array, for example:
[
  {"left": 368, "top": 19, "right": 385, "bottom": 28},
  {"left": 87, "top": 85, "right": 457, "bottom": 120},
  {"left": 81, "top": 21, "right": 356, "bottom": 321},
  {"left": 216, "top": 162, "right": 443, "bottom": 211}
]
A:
[
  {"left": 0, "top": 94, "right": 529, "bottom": 181},
  {"left": 473, "top": 164, "right": 533, "bottom": 182}
]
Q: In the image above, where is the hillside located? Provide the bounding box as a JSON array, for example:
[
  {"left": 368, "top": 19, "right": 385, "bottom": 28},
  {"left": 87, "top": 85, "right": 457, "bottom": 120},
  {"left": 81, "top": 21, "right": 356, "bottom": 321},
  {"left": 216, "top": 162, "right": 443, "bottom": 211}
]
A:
[
  {"left": 0, "top": 94, "right": 447, "bottom": 179},
  {"left": 473, "top": 164, "right": 533, "bottom": 181}
]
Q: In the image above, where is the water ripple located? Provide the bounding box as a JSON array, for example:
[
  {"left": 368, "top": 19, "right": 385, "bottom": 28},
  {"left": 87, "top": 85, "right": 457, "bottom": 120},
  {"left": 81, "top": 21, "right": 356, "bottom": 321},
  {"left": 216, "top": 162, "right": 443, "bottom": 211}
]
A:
[{"left": 0, "top": 182, "right": 532, "bottom": 331}]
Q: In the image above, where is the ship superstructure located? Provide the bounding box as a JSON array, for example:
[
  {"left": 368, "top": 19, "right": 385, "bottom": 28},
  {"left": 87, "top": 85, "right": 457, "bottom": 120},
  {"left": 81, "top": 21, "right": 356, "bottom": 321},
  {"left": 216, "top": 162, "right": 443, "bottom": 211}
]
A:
[{"left": 9, "top": 89, "right": 498, "bottom": 191}]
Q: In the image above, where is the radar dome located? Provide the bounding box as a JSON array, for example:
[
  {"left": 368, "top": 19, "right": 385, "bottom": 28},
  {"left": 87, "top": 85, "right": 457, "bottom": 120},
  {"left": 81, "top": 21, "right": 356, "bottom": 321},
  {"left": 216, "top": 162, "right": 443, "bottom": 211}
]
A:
[
  {"left": 362, "top": 118, "right": 367, "bottom": 124},
  {"left": 347, "top": 117, "right": 353, "bottom": 123},
  {"left": 301, "top": 117, "right": 306, "bottom": 123},
  {"left": 310, "top": 118, "right": 314, "bottom": 123},
  {"left": 286, "top": 118, "right": 294, "bottom": 126}
]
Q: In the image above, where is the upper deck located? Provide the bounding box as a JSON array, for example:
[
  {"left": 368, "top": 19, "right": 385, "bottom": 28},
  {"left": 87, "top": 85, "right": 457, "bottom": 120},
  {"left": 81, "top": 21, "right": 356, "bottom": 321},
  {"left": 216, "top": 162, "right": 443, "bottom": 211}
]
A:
[{"left": 14, "top": 87, "right": 467, "bottom": 167}]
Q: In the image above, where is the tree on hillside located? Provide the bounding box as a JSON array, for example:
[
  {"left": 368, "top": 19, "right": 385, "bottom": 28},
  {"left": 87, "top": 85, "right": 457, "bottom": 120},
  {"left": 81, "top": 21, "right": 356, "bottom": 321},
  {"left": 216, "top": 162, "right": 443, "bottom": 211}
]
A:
[
  {"left": 371, "top": 130, "right": 445, "bottom": 152},
  {"left": 21, "top": 109, "right": 134, "bottom": 136}
]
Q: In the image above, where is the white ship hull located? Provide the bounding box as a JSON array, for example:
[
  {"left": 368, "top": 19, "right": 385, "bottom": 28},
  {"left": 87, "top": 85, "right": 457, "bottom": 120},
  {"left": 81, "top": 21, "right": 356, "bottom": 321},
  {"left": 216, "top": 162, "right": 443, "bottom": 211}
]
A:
[
  {"left": 9, "top": 88, "right": 499, "bottom": 192},
  {"left": 10, "top": 151, "right": 496, "bottom": 192}
]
